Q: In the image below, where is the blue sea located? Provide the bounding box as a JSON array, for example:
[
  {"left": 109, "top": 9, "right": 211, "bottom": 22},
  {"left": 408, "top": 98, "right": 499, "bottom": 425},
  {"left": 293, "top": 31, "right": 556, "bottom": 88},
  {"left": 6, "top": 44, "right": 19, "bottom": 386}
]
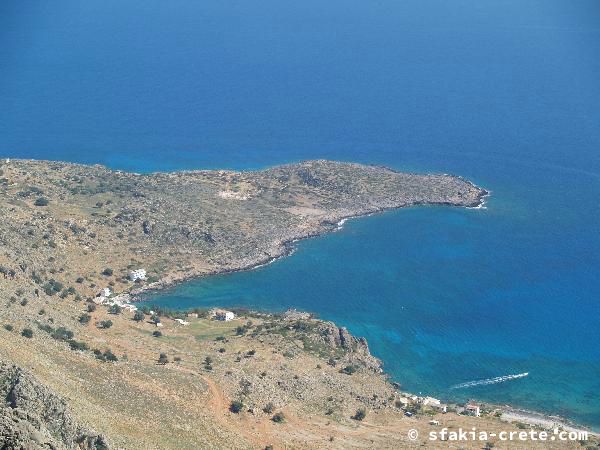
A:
[{"left": 1, "top": 0, "right": 599, "bottom": 429}]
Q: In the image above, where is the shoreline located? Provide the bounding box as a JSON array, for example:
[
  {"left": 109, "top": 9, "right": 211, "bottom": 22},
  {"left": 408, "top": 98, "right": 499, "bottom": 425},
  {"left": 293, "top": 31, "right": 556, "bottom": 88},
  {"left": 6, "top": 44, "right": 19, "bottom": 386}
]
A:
[{"left": 493, "top": 405, "right": 598, "bottom": 436}]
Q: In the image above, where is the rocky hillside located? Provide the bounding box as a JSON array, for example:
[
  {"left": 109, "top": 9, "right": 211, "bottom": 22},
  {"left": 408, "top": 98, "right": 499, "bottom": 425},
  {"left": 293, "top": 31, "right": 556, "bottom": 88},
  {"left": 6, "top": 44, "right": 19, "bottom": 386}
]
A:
[{"left": 0, "top": 359, "right": 108, "bottom": 450}]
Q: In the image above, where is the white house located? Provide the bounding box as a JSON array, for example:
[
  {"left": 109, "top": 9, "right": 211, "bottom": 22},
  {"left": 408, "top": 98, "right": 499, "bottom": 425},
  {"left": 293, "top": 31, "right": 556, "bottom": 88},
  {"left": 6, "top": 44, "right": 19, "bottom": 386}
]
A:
[
  {"left": 396, "top": 397, "right": 410, "bottom": 406},
  {"left": 420, "top": 396, "right": 447, "bottom": 412},
  {"left": 464, "top": 402, "right": 481, "bottom": 417},
  {"left": 215, "top": 310, "right": 235, "bottom": 321},
  {"left": 186, "top": 313, "right": 199, "bottom": 318},
  {"left": 129, "top": 269, "right": 147, "bottom": 281}
]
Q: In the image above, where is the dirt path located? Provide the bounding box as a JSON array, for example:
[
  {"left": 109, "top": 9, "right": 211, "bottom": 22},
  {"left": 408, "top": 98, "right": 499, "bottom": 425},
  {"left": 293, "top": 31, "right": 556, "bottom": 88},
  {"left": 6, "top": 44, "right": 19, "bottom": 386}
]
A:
[{"left": 200, "top": 373, "right": 273, "bottom": 449}]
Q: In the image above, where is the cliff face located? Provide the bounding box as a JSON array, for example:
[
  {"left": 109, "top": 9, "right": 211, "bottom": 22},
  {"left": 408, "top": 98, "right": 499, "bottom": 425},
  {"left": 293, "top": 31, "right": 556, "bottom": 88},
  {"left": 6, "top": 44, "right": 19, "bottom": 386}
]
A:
[
  {"left": 0, "top": 360, "right": 109, "bottom": 450},
  {"left": 316, "top": 322, "right": 383, "bottom": 372}
]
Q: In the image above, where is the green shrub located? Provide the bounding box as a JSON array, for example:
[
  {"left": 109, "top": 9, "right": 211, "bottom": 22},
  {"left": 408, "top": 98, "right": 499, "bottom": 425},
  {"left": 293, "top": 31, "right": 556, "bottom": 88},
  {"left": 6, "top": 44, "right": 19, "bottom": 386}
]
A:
[
  {"left": 108, "top": 304, "right": 122, "bottom": 315},
  {"left": 3, "top": 324, "right": 13, "bottom": 331},
  {"left": 263, "top": 403, "right": 274, "bottom": 414},
  {"left": 352, "top": 408, "right": 367, "bottom": 421},
  {"left": 272, "top": 412, "right": 285, "bottom": 423},
  {"left": 229, "top": 400, "right": 244, "bottom": 414},
  {"left": 51, "top": 327, "right": 74, "bottom": 341},
  {"left": 94, "top": 349, "right": 118, "bottom": 362},
  {"left": 68, "top": 340, "right": 89, "bottom": 351},
  {"left": 21, "top": 328, "right": 33, "bottom": 338},
  {"left": 79, "top": 314, "right": 92, "bottom": 324},
  {"left": 340, "top": 365, "right": 357, "bottom": 375},
  {"left": 34, "top": 197, "right": 49, "bottom": 206},
  {"left": 42, "top": 279, "right": 64, "bottom": 296}
]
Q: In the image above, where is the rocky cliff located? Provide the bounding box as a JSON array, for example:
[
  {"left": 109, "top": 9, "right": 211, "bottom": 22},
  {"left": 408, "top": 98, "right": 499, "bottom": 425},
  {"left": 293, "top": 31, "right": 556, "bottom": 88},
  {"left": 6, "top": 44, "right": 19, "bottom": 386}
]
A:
[{"left": 0, "top": 360, "right": 109, "bottom": 450}]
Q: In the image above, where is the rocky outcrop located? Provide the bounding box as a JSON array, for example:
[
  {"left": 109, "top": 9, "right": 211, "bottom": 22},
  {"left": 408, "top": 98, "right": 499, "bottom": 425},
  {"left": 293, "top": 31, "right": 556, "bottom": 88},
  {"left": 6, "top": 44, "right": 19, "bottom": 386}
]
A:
[
  {"left": 0, "top": 360, "right": 109, "bottom": 450},
  {"left": 316, "top": 322, "right": 383, "bottom": 372}
]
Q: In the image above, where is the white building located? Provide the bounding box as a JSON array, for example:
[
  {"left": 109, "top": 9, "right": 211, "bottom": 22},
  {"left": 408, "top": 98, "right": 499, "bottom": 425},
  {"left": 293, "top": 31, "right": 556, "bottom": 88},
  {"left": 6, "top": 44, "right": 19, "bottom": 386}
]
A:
[
  {"left": 396, "top": 397, "right": 410, "bottom": 406},
  {"left": 129, "top": 269, "right": 147, "bottom": 281},
  {"left": 93, "top": 287, "right": 112, "bottom": 305},
  {"left": 420, "top": 396, "right": 447, "bottom": 412},
  {"left": 464, "top": 402, "right": 481, "bottom": 417},
  {"left": 215, "top": 310, "right": 235, "bottom": 321},
  {"left": 174, "top": 318, "right": 189, "bottom": 326}
]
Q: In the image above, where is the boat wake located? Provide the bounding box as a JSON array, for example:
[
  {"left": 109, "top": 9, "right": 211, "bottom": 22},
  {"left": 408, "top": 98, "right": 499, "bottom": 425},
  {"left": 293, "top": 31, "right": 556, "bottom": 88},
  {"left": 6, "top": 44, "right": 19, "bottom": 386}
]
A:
[{"left": 450, "top": 372, "right": 529, "bottom": 390}]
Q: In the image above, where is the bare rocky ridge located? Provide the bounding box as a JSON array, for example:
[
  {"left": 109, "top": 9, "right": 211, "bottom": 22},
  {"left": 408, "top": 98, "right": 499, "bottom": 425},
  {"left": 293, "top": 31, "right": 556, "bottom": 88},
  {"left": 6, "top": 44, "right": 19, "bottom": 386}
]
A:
[{"left": 0, "top": 360, "right": 108, "bottom": 450}]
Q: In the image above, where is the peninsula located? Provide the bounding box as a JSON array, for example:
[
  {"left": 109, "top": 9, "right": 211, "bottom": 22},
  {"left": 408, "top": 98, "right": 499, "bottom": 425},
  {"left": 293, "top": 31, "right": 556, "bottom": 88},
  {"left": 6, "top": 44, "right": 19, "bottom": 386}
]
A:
[
  {"left": 0, "top": 159, "right": 594, "bottom": 449},
  {"left": 0, "top": 159, "right": 486, "bottom": 292}
]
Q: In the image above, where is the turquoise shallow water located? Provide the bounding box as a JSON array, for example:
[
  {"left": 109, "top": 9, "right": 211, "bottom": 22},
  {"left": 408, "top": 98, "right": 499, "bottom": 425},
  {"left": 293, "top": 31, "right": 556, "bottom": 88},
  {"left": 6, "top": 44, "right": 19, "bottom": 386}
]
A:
[{"left": 1, "top": 0, "right": 599, "bottom": 429}]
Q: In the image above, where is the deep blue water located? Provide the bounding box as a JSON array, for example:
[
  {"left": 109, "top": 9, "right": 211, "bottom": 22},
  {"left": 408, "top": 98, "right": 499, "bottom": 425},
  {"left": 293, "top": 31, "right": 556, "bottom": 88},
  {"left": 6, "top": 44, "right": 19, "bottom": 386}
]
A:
[{"left": 2, "top": 0, "right": 599, "bottom": 429}]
